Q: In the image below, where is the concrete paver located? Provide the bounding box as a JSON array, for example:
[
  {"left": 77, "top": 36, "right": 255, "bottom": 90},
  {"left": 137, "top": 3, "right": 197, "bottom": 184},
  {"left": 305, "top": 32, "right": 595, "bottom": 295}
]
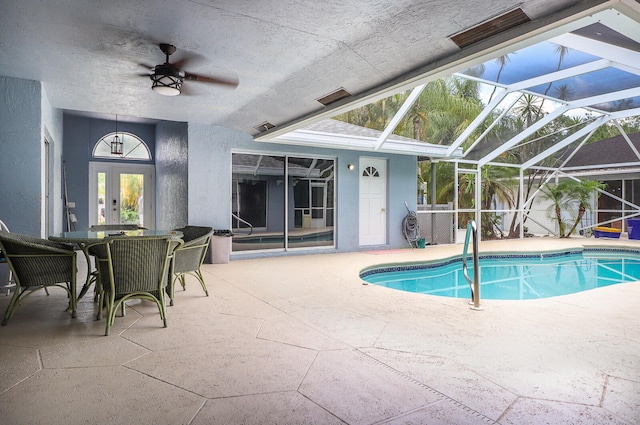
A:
[{"left": 0, "top": 237, "right": 638, "bottom": 424}]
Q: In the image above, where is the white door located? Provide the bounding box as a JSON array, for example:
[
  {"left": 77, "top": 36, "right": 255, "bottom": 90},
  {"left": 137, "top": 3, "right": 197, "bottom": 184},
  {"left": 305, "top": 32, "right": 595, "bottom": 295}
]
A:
[
  {"left": 359, "top": 157, "right": 387, "bottom": 245},
  {"left": 89, "top": 162, "right": 155, "bottom": 228}
]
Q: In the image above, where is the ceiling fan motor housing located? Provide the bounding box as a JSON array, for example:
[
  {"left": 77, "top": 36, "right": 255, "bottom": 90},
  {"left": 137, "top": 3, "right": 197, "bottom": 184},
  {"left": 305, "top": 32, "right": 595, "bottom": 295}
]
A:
[
  {"left": 150, "top": 63, "right": 183, "bottom": 96},
  {"left": 147, "top": 42, "right": 237, "bottom": 95}
]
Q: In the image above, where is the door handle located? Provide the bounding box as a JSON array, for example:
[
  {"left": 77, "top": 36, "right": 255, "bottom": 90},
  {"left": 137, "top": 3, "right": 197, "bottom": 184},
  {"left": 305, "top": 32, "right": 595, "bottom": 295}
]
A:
[{"left": 381, "top": 208, "right": 386, "bottom": 212}]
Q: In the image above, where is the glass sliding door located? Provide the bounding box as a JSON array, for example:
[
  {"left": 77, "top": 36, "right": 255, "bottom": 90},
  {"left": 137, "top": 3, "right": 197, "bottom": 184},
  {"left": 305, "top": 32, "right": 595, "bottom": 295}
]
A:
[
  {"left": 287, "top": 157, "right": 334, "bottom": 249},
  {"left": 598, "top": 180, "right": 623, "bottom": 229},
  {"left": 231, "top": 153, "right": 285, "bottom": 251},
  {"left": 231, "top": 153, "right": 334, "bottom": 252}
]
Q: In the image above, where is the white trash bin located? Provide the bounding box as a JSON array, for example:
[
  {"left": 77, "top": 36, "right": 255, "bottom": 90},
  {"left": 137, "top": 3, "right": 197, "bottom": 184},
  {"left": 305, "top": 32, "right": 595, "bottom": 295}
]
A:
[{"left": 210, "top": 230, "right": 232, "bottom": 264}]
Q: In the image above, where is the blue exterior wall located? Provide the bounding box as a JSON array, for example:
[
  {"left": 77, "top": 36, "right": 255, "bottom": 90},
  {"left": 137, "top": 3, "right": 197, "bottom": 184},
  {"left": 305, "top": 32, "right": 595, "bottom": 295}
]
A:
[
  {"left": 187, "top": 124, "right": 417, "bottom": 254},
  {"left": 0, "top": 74, "right": 418, "bottom": 260},
  {"left": 0, "top": 77, "right": 63, "bottom": 282},
  {"left": 155, "top": 120, "right": 189, "bottom": 230},
  {"left": 0, "top": 77, "right": 42, "bottom": 235},
  {"left": 0, "top": 76, "right": 62, "bottom": 237}
]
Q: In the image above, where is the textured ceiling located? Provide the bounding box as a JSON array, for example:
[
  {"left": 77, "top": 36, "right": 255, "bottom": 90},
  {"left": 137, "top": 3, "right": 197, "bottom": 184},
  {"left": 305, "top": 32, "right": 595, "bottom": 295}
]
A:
[{"left": 0, "top": 0, "right": 590, "bottom": 135}]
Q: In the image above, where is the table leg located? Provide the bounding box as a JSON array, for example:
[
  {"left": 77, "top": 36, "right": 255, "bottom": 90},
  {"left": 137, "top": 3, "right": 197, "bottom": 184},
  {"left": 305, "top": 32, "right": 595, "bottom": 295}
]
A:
[{"left": 77, "top": 248, "right": 96, "bottom": 301}]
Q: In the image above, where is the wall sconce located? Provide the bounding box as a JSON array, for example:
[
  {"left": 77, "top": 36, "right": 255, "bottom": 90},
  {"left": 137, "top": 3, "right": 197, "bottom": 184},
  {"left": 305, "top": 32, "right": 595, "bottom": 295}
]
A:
[{"left": 347, "top": 163, "right": 355, "bottom": 171}]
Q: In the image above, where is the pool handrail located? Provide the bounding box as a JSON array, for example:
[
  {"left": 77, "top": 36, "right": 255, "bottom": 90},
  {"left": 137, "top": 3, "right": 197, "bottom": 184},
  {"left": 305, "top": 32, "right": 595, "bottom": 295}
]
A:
[
  {"left": 462, "top": 220, "right": 483, "bottom": 310},
  {"left": 231, "top": 213, "right": 253, "bottom": 236}
]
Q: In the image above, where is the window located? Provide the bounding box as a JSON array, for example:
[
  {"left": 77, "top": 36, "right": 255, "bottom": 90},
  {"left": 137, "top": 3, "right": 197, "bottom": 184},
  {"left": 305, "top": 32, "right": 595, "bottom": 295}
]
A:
[
  {"left": 92, "top": 132, "right": 151, "bottom": 160},
  {"left": 362, "top": 166, "right": 380, "bottom": 177}
]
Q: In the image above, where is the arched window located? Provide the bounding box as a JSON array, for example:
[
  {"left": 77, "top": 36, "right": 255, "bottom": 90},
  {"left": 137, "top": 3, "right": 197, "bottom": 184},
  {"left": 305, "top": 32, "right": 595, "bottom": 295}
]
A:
[
  {"left": 92, "top": 132, "right": 151, "bottom": 160},
  {"left": 362, "top": 166, "right": 380, "bottom": 177}
]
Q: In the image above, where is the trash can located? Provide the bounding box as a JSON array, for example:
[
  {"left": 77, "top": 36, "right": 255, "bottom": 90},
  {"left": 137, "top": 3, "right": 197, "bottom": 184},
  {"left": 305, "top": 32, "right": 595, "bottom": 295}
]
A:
[
  {"left": 627, "top": 218, "right": 640, "bottom": 240},
  {"left": 210, "top": 230, "right": 232, "bottom": 264}
]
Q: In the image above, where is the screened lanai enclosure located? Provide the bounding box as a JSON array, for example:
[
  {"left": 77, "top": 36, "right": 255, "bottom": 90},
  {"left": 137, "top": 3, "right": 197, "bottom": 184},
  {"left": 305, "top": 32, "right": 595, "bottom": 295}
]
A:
[{"left": 257, "top": 1, "right": 640, "bottom": 244}]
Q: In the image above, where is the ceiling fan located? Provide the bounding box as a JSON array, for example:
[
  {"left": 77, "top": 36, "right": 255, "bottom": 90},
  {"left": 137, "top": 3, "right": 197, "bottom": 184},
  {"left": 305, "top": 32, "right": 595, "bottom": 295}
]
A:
[{"left": 141, "top": 43, "right": 238, "bottom": 96}]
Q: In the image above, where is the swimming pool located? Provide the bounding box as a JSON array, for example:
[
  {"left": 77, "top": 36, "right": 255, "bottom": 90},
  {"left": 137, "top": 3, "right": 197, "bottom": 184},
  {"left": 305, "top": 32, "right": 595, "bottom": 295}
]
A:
[{"left": 360, "top": 249, "right": 640, "bottom": 300}]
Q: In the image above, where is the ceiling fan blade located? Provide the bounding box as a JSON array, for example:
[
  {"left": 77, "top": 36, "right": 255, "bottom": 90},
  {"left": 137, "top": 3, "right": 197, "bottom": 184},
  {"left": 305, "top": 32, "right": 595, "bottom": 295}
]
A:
[
  {"left": 179, "top": 84, "right": 195, "bottom": 96},
  {"left": 172, "top": 50, "right": 206, "bottom": 69},
  {"left": 184, "top": 72, "right": 239, "bottom": 88},
  {"left": 172, "top": 57, "right": 191, "bottom": 69},
  {"left": 137, "top": 62, "right": 155, "bottom": 70}
]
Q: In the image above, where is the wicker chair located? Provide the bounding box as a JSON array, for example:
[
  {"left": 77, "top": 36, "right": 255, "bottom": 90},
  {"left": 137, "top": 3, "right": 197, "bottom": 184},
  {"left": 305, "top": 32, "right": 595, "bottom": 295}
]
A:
[
  {"left": 85, "top": 235, "right": 181, "bottom": 336},
  {"left": 167, "top": 226, "right": 214, "bottom": 306},
  {"left": 0, "top": 220, "right": 15, "bottom": 295},
  {"left": 0, "top": 232, "right": 77, "bottom": 326},
  {"left": 79, "top": 224, "right": 146, "bottom": 301}
]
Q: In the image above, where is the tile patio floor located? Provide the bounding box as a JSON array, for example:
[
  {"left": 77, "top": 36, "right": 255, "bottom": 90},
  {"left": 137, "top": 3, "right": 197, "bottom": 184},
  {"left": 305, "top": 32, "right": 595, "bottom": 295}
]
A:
[{"left": 0, "top": 237, "right": 639, "bottom": 424}]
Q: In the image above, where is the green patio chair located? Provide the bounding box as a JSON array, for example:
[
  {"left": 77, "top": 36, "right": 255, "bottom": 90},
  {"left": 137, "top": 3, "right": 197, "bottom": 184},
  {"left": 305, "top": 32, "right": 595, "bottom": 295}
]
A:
[
  {"left": 0, "top": 232, "right": 77, "bottom": 326},
  {"left": 85, "top": 235, "right": 181, "bottom": 336},
  {"left": 0, "top": 220, "right": 15, "bottom": 295},
  {"left": 81, "top": 224, "right": 146, "bottom": 301},
  {"left": 167, "top": 226, "right": 213, "bottom": 306}
]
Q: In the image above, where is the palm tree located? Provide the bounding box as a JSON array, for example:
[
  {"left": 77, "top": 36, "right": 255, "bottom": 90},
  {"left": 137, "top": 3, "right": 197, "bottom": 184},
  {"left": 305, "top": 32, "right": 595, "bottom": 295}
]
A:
[
  {"left": 553, "top": 84, "right": 573, "bottom": 102},
  {"left": 540, "top": 178, "right": 604, "bottom": 238},
  {"left": 540, "top": 182, "right": 570, "bottom": 237},
  {"left": 539, "top": 44, "right": 570, "bottom": 113},
  {"left": 487, "top": 54, "right": 512, "bottom": 104},
  {"left": 564, "top": 179, "right": 605, "bottom": 237},
  {"left": 480, "top": 165, "right": 517, "bottom": 238},
  {"left": 337, "top": 77, "right": 484, "bottom": 146},
  {"left": 514, "top": 94, "right": 543, "bottom": 128}
]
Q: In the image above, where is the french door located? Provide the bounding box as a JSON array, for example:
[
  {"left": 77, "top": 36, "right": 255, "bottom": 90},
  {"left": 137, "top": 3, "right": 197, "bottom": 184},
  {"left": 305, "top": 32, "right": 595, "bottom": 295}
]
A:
[{"left": 89, "top": 162, "right": 155, "bottom": 228}]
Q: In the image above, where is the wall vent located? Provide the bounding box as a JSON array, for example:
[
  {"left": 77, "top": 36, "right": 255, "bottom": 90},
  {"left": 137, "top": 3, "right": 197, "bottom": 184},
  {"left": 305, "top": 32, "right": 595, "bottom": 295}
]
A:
[
  {"left": 450, "top": 8, "right": 531, "bottom": 49},
  {"left": 316, "top": 88, "right": 352, "bottom": 106},
  {"left": 254, "top": 122, "right": 276, "bottom": 132}
]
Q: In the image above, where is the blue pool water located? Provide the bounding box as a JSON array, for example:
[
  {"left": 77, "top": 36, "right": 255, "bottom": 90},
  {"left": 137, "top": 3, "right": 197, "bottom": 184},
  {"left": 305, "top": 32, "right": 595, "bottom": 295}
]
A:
[{"left": 360, "top": 249, "right": 640, "bottom": 300}]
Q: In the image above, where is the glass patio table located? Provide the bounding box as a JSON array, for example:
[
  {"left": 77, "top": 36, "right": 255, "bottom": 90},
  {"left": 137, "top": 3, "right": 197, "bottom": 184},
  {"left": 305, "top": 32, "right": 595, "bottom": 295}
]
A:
[{"left": 49, "top": 229, "right": 183, "bottom": 301}]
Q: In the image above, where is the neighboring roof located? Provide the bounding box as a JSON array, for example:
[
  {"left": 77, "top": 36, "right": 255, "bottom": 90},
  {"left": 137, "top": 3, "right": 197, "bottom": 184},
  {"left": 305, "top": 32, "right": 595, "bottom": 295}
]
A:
[{"left": 563, "top": 132, "right": 640, "bottom": 170}]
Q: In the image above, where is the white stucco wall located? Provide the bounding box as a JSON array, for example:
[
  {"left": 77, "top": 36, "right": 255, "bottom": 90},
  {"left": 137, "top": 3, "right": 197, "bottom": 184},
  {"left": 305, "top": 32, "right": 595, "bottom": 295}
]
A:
[{"left": 41, "top": 86, "right": 64, "bottom": 235}]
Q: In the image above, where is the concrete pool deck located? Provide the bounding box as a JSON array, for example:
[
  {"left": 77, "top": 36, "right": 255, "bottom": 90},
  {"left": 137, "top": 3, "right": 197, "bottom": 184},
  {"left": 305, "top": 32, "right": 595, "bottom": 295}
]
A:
[{"left": 0, "top": 237, "right": 639, "bottom": 424}]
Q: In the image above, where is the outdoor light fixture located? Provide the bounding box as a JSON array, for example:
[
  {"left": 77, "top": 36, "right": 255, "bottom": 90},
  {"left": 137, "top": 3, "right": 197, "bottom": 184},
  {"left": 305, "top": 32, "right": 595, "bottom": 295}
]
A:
[
  {"left": 347, "top": 163, "right": 355, "bottom": 170},
  {"left": 110, "top": 115, "right": 123, "bottom": 156},
  {"left": 150, "top": 67, "right": 183, "bottom": 96}
]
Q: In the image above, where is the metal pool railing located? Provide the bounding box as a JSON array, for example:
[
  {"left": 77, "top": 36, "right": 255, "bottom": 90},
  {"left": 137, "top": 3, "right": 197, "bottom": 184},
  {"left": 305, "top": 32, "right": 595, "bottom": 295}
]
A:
[{"left": 462, "top": 220, "right": 483, "bottom": 311}]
